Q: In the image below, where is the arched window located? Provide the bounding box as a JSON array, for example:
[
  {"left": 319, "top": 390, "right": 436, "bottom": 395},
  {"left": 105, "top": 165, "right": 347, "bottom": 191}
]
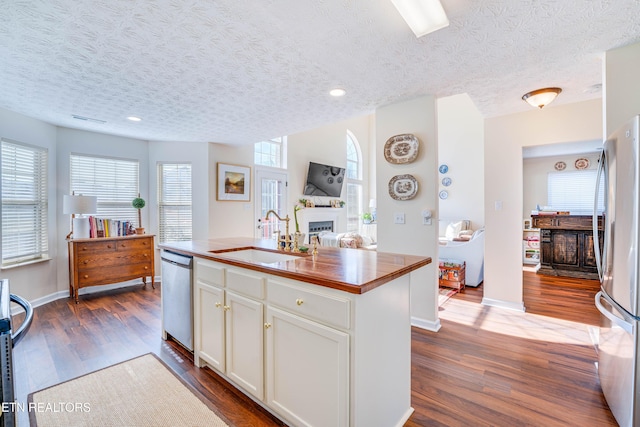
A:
[{"left": 346, "top": 131, "right": 363, "bottom": 232}]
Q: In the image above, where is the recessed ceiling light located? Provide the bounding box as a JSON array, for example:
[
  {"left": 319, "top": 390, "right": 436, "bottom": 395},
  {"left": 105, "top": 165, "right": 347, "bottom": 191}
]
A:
[
  {"left": 127, "top": 116, "right": 142, "bottom": 122},
  {"left": 330, "top": 88, "right": 346, "bottom": 97}
]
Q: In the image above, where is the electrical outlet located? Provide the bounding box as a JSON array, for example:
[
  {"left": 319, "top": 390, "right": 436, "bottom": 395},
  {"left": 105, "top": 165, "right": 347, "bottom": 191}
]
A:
[{"left": 394, "top": 212, "right": 405, "bottom": 224}]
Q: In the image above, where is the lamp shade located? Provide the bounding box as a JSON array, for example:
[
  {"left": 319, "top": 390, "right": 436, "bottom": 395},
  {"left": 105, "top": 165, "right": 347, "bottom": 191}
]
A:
[
  {"left": 63, "top": 194, "right": 97, "bottom": 215},
  {"left": 522, "top": 87, "right": 562, "bottom": 109}
]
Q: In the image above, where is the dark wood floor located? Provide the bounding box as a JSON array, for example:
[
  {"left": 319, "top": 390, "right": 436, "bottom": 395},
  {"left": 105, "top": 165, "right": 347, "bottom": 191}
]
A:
[{"left": 11, "top": 272, "right": 615, "bottom": 426}]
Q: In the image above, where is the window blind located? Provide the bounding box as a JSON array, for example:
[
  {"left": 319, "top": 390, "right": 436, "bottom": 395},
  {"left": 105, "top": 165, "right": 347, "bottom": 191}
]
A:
[
  {"left": 548, "top": 170, "right": 605, "bottom": 213},
  {"left": 70, "top": 154, "right": 139, "bottom": 222},
  {"left": 158, "top": 163, "right": 192, "bottom": 243},
  {"left": 1, "top": 139, "right": 48, "bottom": 266}
]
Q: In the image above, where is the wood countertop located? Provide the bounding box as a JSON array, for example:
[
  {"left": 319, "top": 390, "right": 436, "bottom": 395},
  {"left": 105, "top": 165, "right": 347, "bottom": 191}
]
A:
[{"left": 159, "top": 237, "right": 431, "bottom": 295}]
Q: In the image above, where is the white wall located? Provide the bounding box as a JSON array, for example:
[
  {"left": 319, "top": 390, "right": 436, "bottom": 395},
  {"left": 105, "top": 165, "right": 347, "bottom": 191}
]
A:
[
  {"left": 287, "top": 114, "right": 373, "bottom": 228},
  {"left": 437, "top": 93, "right": 485, "bottom": 229},
  {"left": 0, "top": 108, "right": 58, "bottom": 302},
  {"left": 208, "top": 142, "right": 256, "bottom": 238},
  {"left": 605, "top": 41, "right": 640, "bottom": 136},
  {"left": 484, "top": 99, "right": 602, "bottom": 311},
  {"left": 375, "top": 96, "right": 439, "bottom": 331}
]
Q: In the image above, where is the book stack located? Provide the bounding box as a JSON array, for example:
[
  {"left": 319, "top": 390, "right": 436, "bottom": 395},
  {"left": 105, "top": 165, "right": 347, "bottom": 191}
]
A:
[{"left": 88, "top": 217, "right": 135, "bottom": 238}]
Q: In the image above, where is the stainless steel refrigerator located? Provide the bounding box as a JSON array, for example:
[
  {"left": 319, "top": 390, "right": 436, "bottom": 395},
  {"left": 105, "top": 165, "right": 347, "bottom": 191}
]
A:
[{"left": 594, "top": 115, "right": 640, "bottom": 427}]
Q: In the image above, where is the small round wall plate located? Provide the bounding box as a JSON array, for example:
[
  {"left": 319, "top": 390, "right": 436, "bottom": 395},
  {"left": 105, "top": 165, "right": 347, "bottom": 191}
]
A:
[
  {"left": 439, "top": 190, "right": 448, "bottom": 200},
  {"left": 388, "top": 174, "right": 418, "bottom": 200},
  {"left": 574, "top": 158, "right": 590, "bottom": 170},
  {"left": 441, "top": 177, "right": 452, "bottom": 186},
  {"left": 554, "top": 161, "right": 566, "bottom": 171},
  {"left": 439, "top": 164, "right": 449, "bottom": 174}
]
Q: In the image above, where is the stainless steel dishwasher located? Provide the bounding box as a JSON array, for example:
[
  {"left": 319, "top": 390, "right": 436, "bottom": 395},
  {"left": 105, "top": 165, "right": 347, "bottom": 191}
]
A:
[{"left": 161, "top": 250, "right": 193, "bottom": 351}]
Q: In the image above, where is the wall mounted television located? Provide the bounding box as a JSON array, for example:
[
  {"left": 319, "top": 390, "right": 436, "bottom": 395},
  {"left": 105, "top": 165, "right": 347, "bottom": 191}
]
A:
[{"left": 303, "top": 162, "right": 345, "bottom": 197}]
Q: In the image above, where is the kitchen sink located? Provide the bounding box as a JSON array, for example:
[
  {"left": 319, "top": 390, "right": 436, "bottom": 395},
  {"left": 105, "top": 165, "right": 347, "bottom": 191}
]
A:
[{"left": 212, "top": 248, "right": 303, "bottom": 264}]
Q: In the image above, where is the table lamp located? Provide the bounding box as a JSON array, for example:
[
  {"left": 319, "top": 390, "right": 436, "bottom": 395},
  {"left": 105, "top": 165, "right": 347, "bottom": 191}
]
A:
[{"left": 63, "top": 194, "right": 97, "bottom": 239}]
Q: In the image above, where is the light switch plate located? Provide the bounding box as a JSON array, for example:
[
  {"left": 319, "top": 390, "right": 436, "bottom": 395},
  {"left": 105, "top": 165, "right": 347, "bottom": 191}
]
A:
[{"left": 394, "top": 212, "right": 405, "bottom": 224}]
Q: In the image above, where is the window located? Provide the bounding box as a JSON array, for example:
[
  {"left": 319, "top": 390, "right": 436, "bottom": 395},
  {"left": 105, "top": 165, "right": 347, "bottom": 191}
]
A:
[
  {"left": 346, "top": 131, "right": 363, "bottom": 232},
  {"left": 158, "top": 163, "right": 192, "bottom": 243},
  {"left": 1, "top": 138, "right": 48, "bottom": 267},
  {"left": 255, "top": 137, "right": 287, "bottom": 168},
  {"left": 548, "top": 170, "right": 604, "bottom": 213},
  {"left": 70, "top": 154, "right": 139, "bottom": 222}
]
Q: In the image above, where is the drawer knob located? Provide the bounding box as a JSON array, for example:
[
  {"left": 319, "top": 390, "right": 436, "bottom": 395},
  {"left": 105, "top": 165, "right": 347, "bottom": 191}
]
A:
[
  {"left": 83, "top": 274, "right": 89, "bottom": 279},
  {"left": 296, "top": 298, "right": 304, "bottom": 306},
  {"left": 215, "top": 302, "right": 221, "bottom": 308},
  {"left": 223, "top": 305, "right": 231, "bottom": 311},
  {"left": 144, "top": 266, "right": 148, "bottom": 270},
  {"left": 107, "top": 245, "right": 112, "bottom": 249},
  {"left": 83, "top": 260, "right": 89, "bottom": 264},
  {"left": 264, "top": 323, "right": 272, "bottom": 329}
]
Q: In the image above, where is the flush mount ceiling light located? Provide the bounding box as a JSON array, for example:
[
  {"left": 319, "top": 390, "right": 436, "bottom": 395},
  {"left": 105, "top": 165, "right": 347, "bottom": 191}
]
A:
[
  {"left": 329, "top": 88, "right": 346, "bottom": 97},
  {"left": 522, "top": 87, "right": 563, "bottom": 109},
  {"left": 391, "top": 0, "right": 449, "bottom": 38},
  {"left": 127, "top": 116, "right": 142, "bottom": 122}
]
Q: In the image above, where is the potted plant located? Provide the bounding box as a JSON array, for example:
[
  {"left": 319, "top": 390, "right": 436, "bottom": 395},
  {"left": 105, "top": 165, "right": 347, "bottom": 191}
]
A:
[
  {"left": 362, "top": 212, "right": 373, "bottom": 224},
  {"left": 132, "top": 194, "right": 146, "bottom": 234}
]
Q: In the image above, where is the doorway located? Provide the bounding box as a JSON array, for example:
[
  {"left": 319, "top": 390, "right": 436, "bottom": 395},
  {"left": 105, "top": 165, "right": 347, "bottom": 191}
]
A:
[{"left": 254, "top": 169, "right": 288, "bottom": 239}]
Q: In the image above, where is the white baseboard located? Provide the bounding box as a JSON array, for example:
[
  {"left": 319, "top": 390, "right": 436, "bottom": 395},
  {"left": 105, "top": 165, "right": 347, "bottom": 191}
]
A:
[
  {"left": 481, "top": 297, "right": 525, "bottom": 312},
  {"left": 411, "top": 316, "right": 441, "bottom": 332},
  {"left": 11, "top": 276, "right": 160, "bottom": 315}
]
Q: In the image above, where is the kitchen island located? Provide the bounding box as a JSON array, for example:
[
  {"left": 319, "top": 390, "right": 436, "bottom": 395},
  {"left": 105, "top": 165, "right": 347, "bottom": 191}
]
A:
[{"left": 159, "top": 237, "right": 430, "bottom": 427}]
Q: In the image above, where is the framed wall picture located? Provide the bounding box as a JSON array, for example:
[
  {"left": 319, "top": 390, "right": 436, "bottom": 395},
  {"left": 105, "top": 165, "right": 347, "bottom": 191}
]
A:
[{"left": 217, "top": 163, "right": 251, "bottom": 201}]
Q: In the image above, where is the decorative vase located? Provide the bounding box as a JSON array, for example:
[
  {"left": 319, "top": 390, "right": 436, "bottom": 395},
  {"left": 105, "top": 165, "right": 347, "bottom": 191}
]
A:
[
  {"left": 135, "top": 227, "right": 145, "bottom": 235},
  {"left": 295, "top": 232, "right": 305, "bottom": 246}
]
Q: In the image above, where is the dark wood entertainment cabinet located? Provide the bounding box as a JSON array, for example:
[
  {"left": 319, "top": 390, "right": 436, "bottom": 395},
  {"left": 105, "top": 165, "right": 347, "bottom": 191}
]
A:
[{"left": 532, "top": 215, "right": 603, "bottom": 280}]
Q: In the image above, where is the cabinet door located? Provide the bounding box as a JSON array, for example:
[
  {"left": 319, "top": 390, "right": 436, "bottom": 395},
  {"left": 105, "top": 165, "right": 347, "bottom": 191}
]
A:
[
  {"left": 551, "top": 231, "right": 579, "bottom": 268},
  {"left": 582, "top": 231, "right": 602, "bottom": 269},
  {"left": 194, "top": 282, "right": 225, "bottom": 371},
  {"left": 265, "top": 306, "right": 349, "bottom": 427},
  {"left": 225, "top": 290, "right": 264, "bottom": 400}
]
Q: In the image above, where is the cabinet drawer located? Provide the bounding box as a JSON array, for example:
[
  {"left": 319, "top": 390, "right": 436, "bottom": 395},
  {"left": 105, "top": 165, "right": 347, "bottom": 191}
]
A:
[
  {"left": 77, "top": 263, "right": 151, "bottom": 286},
  {"left": 227, "top": 269, "right": 265, "bottom": 299},
  {"left": 195, "top": 259, "right": 225, "bottom": 286},
  {"left": 77, "top": 251, "right": 152, "bottom": 269},
  {"left": 74, "top": 241, "right": 118, "bottom": 254},
  {"left": 116, "top": 237, "right": 153, "bottom": 251},
  {"left": 268, "top": 280, "right": 350, "bottom": 330}
]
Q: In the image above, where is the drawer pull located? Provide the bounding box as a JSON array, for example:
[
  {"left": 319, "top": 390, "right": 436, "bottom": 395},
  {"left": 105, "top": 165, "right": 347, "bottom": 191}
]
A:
[
  {"left": 83, "top": 274, "right": 89, "bottom": 279},
  {"left": 223, "top": 305, "right": 231, "bottom": 311},
  {"left": 144, "top": 266, "right": 148, "bottom": 270},
  {"left": 83, "top": 260, "right": 89, "bottom": 264},
  {"left": 107, "top": 244, "right": 112, "bottom": 249},
  {"left": 296, "top": 298, "right": 304, "bottom": 306},
  {"left": 264, "top": 323, "right": 272, "bottom": 329},
  {"left": 215, "top": 302, "right": 221, "bottom": 308}
]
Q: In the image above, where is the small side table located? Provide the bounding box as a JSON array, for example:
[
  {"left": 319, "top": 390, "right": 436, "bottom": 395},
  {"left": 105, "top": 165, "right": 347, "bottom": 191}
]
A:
[{"left": 438, "top": 259, "right": 466, "bottom": 291}]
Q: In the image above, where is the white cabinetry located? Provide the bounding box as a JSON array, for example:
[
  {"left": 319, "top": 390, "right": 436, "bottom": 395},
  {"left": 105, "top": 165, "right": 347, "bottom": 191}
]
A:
[
  {"left": 194, "top": 258, "right": 265, "bottom": 400},
  {"left": 193, "top": 256, "right": 413, "bottom": 427}
]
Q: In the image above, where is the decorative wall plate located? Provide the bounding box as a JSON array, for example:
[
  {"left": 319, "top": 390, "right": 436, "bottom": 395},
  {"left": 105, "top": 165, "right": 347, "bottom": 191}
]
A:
[
  {"left": 574, "top": 158, "right": 590, "bottom": 170},
  {"left": 554, "top": 161, "right": 566, "bottom": 171},
  {"left": 441, "top": 177, "right": 452, "bottom": 186},
  {"left": 383, "top": 134, "right": 419, "bottom": 164},
  {"left": 388, "top": 174, "right": 418, "bottom": 200},
  {"left": 439, "top": 190, "right": 448, "bottom": 200},
  {"left": 439, "top": 164, "right": 449, "bottom": 174}
]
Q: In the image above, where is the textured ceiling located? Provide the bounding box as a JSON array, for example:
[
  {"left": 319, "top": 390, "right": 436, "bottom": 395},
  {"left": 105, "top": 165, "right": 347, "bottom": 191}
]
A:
[{"left": 1, "top": 0, "right": 640, "bottom": 144}]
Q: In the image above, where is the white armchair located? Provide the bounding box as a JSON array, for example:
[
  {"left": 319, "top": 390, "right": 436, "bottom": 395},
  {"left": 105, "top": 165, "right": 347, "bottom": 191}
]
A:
[{"left": 439, "top": 229, "right": 485, "bottom": 287}]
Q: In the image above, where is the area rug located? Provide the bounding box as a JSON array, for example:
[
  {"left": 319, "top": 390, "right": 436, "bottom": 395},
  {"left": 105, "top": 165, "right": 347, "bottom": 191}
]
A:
[
  {"left": 28, "top": 353, "right": 231, "bottom": 427},
  {"left": 439, "top": 287, "right": 459, "bottom": 306}
]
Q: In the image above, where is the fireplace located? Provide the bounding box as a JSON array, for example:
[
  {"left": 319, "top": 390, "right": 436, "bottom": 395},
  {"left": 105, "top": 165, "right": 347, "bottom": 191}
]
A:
[{"left": 308, "top": 220, "right": 334, "bottom": 243}]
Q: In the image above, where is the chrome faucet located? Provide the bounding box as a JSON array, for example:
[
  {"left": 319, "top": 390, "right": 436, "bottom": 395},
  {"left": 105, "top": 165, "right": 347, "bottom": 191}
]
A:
[{"left": 265, "top": 210, "right": 295, "bottom": 252}]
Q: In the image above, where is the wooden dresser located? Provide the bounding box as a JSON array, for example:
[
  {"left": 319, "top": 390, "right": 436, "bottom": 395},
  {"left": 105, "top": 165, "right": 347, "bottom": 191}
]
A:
[
  {"left": 68, "top": 235, "right": 155, "bottom": 303},
  {"left": 532, "top": 215, "right": 602, "bottom": 279}
]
